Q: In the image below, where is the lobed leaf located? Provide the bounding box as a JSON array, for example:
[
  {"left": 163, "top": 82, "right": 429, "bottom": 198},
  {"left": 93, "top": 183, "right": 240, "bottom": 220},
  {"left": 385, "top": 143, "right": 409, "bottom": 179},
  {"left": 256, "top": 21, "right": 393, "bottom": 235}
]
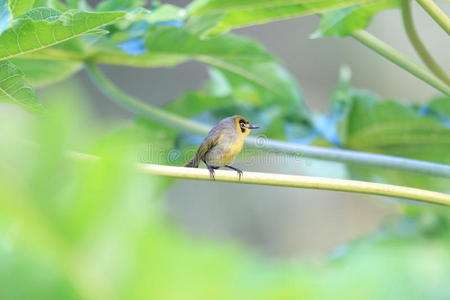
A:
[{"left": 0, "top": 8, "right": 126, "bottom": 61}]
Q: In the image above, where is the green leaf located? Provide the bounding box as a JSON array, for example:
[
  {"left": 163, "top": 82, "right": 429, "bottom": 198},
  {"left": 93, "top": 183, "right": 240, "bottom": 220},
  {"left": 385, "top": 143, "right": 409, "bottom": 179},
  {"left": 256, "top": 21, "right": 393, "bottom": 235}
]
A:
[
  {"left": 426, "top": 97, "right": 450, "bottom": 123},
  {"left": 10, "top": 58, "right": 82, "bottom": 87},
  {"left": 188, "top": 0, "right": 387, "bottom": 36},
  {"left": 0, "top": 9, "right": 125, "bottom": 61},
  {"left": 145, "top": 26, "right": 272, "bottom": 62},
  {"left": 345, "top": 98, "right": 450, "bottom": 163},
  {"left": 18, "top": 6, "right": 62, "bottom": 21},
  {"left": 96, "top": 0, "right": 145, "bottom": 11},
  {"left": 189, "top": 0, "right": 377, "bottom": 14},
  {"left": 311, "top": 0, "right": 399, "bottom": 38},
  {"left": 33, "top": 0, "right": 67, "bottom": 11},
  {"left": 323, "top": 69, "right": 450, "bottom": 190},
  {"left": 326, "top": 71, "right": 450, "bottom": 163},
  {"left": 143, "top": 26, "right": 307, "bottom": 112},
  {"left": 185, "top": 12, "right": 223, "bottom": 36},
  {"left": 208, "top": 62, "right": 304, "bottom": 111},
  {"left": 165, "top": 91, "right": 233, "bottom": 118},
  {"left": 142, "top": 26, "right": 302, "bottom": 96},
  {"left": 8, "top": 0, "right": 35, "bottom": 18},
  {"left": 0, "top": 60, "right": 44, "bottom": 113},
  {"left": 66, "top": 0, "right": 90, "bottom": 10}
]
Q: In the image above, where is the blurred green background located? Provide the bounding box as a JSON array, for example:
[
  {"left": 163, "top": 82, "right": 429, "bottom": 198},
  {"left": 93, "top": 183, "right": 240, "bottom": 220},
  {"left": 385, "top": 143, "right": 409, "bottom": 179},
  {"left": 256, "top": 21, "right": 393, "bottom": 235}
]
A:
[{"left": 0, "top": 0, "right": 449, "bottom": 299}]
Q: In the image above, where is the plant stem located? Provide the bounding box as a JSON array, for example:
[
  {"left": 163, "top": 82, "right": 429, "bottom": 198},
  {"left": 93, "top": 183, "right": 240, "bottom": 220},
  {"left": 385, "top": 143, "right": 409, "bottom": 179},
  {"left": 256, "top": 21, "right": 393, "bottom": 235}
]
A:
[
  {"left": 85, "top": 62, "right": 208, "bottom": 136},
  {"left": 351, "top": 30, "right": 450, "bottom": 96},
  {"left": 66, "top": 151, "right": 450, "bottom": 206},
  {"left": 138, "top": 164, "right": 450, "bottom": 205},
  {"left": 85, "top": 63, "right": 450, "bottom": 178},
  {"left": 401, "top": 0, "right": 450, "bottom": 85},
  {"left": 416, "top": 0, "right": 450, "bottom": 36}
]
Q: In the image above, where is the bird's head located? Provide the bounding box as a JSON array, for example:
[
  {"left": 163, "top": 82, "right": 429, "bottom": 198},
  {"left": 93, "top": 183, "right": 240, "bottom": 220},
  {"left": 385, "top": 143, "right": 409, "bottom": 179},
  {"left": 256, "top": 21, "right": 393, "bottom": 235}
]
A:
[{"left": 232, "top": 115, "right": 259, "bottom": 136}]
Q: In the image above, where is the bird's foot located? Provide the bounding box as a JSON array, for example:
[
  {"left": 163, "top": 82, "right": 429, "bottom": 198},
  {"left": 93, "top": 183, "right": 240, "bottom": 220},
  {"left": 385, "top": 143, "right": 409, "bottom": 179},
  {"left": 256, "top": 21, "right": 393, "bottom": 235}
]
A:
[
  {"left": 225, "top": 165, "right": 243, "bottom": 181},
  {"left": 206, "top": 165, "right": 219, "bottom": 180}
]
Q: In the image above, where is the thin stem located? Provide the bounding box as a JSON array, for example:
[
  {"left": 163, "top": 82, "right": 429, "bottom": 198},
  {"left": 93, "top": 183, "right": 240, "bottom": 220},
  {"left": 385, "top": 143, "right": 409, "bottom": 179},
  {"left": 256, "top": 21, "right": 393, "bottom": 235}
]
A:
[
  {"left": 401, "top": 0, "right": 450, "bottom": 85},
  {"left": 85, "top": 63, "right": 450, "bottom": 178},
  {"left": 138, "top": 164, "right": 450, "bottom": 205},
  {"left": 85, "top": 62, "right": 208, "bottom": 136},
  {"left": 66, "top": 151, "right": 450, "bottom": 206},
  {"left": 351, "top": 30, "right": 450, "bottom": 96},
  {"left": 416, "top": 0, "right": 450, "bottom": 36}
]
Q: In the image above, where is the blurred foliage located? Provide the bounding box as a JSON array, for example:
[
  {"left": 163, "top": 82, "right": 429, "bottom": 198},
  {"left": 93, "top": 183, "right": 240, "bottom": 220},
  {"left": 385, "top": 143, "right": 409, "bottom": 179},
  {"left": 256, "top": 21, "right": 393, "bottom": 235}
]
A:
[
  {"left": 0, "top": 92, "right": 449, "bottom": 300},
  {"left": 312, "top": 68, "right": 450, "bottom": 191},
  {"left": 0, "top": 83, "right": 444, "bottom": 299},
  {"left": 10, "top": 58, "right": 82, "bottom": 87},
  {"left": 0, "top": 0, "right": 449, "bottom": 299},
  {"left": 0, "top": 60, "right": 45, "bottom": 113},
  {"left": 186, "top": 0, "right": 384, "bottom": 36}
]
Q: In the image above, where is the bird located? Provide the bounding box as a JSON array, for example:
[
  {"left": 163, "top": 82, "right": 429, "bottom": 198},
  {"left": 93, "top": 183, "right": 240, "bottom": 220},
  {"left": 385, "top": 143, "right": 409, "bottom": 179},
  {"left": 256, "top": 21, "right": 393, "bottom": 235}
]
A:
[{"left": 185, "top": 115, "right": 259, "bottom": 180}]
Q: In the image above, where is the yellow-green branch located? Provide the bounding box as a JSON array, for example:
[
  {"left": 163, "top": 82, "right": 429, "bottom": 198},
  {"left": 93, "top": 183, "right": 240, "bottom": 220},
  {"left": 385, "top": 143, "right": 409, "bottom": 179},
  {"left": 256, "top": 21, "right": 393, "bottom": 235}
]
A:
[
  {"left": 401, "top": 0, "right": 450, "bottom": 85},
  {"left": 67, "top": 152, "right": 450, "bottom": 206},
  {"left": 139, "top": 164, "right": 450, "bottom": 206},
  {"left": 416, "top": 0, "right": 450, "bottom": 36},
  {"left": 351, "top": 30, "right": 450, "bottom": 96}
]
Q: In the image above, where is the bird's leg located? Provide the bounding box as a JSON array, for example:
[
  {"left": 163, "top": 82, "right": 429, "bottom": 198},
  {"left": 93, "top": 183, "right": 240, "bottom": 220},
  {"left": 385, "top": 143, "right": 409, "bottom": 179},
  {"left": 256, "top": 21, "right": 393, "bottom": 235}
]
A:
[
  {"left": 224, "top": 165, "right": 243, "bottom": 180},
  {"left": 203, "top": 161, "right": 219, "bottom": 180}
]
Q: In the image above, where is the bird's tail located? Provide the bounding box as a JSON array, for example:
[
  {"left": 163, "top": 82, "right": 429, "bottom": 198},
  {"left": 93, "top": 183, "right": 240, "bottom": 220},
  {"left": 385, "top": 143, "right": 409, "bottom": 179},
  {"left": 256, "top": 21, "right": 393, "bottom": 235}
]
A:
[{"left": 185, "top": 157, "right": 199, "bottom": 168}]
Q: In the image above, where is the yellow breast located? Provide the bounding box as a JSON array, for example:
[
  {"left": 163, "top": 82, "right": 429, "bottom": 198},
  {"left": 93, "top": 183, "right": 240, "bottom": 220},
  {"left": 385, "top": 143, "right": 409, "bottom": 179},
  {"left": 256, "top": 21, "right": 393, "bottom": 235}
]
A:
[{"left": 205, "top": 134, "right": 245, "bottom": 166}]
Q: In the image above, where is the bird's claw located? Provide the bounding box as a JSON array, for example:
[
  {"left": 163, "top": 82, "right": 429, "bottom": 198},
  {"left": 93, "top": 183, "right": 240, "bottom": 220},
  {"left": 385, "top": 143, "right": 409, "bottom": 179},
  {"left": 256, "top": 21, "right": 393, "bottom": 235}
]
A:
[
  {"left": 206, "top": 165, "right": 216, "bottom": 180},
  {"left": 225, "top": 165, "right": 243, "bottom": 181},
  {"left": 237, "top": 170, "right": 243, "bottom": 181}
]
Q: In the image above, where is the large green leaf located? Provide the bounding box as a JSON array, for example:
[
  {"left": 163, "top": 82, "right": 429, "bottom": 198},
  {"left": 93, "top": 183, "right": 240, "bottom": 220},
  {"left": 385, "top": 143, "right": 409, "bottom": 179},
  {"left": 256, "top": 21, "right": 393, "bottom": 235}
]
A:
[
  {"left": 187, "top": 0, "right": 387, "bottom": 36},
  {"left": 0, "top": 60, "right": 44, "bottom": 113},
  {"left": 311, "top": 0, "right": 399, "bottom": 38},
  {"left": 0, "top": 8, "right": 125, "bottom": 61}
]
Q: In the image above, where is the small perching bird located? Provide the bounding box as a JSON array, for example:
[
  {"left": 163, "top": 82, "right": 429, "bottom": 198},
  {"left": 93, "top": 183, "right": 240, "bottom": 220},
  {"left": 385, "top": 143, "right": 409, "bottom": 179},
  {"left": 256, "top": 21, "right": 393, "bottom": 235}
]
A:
[{"left": 185, "top": 115, "right": 259, "bottom": 179}]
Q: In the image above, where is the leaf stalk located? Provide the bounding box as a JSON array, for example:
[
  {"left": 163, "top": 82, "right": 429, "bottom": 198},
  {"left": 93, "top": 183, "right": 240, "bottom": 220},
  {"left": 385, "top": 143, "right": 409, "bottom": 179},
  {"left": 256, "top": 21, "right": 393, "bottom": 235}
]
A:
[{"left": 351, "top": 30, "right": 450, "bottom": 95}]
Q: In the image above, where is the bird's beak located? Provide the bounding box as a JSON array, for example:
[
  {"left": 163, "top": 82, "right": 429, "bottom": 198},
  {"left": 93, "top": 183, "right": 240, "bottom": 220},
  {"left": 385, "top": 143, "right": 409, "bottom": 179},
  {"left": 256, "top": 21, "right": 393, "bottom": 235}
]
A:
[{"left": 243, "top": 124, "right": 260, "bottom": 129}]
